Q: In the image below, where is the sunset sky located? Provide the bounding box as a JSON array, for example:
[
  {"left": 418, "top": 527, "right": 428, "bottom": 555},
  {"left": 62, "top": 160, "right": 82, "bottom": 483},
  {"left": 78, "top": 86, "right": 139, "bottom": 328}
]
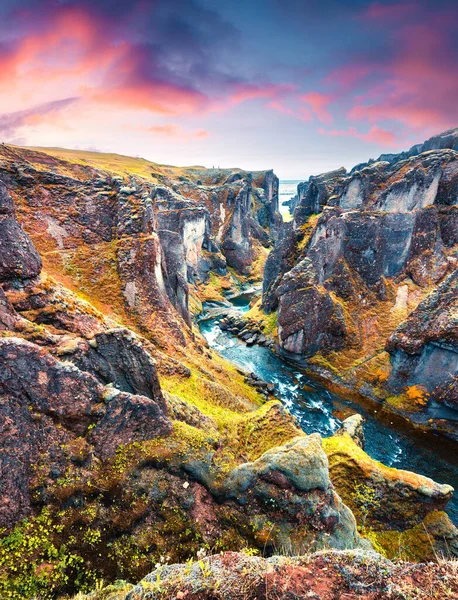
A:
[{"left": 1, "top": 0, "right": 457, "bottom": 178}]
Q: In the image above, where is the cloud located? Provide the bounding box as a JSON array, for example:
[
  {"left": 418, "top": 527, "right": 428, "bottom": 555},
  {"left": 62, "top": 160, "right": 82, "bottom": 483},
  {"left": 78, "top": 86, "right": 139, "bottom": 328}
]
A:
[
  {"left": 300, "top": 92, "right": 334, "bottom": 124},
  {"left": 267, "top": 100, "right": 313, "bottom": 122},
  {"left": 345, "top": 21, "right": 458, "bottom": 133},
  {"left": 363, "top": 2, "right": 417, "bottom": 22},
  {"left": 145, "top": 124, "right": 209, "bottom": 139},
  {"left": 318, "top": 125, "right": 398, "bottom": 146},
  {"left": 0, "top": 0, "right": 288, "bottom": 121},
  {"left": 0, "top": 97, "right": 78, "bottom": 138}
]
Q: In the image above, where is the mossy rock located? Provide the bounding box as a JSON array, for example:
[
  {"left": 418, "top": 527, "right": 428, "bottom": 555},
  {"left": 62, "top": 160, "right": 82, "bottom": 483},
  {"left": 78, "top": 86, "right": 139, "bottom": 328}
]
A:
[{"left": 323, "top": 433, "right": 453, "bottom": 530}]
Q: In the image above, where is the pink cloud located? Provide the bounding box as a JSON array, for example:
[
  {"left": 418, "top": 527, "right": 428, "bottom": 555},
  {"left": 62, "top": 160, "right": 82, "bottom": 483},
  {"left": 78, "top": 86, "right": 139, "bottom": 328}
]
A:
[
  {"left": 267, "top": 100, "right": 312, "bottom": 122},
  {"left": 325, "top": 63, "right": 371, "bottom": 91},
  {"left": 318, "top": 126, "right": 398, "bottom": 147},
  {"left": 0, "top": 4, "right": 294, "bottom": 127},
  {"left": 266, "top": 100, "right": 295, "bottom": 116},
  {"left": 145, "top": 124, "right": 209, "bottom": 139},
  {"left": 227, "top": 83, "right": 296, "bottom": 107},
  {"left": 345, "top": 25, "right": 458, "bottom": 134},
  {"left": 300, "top": 92, "right": 334, "bottom": 124}
]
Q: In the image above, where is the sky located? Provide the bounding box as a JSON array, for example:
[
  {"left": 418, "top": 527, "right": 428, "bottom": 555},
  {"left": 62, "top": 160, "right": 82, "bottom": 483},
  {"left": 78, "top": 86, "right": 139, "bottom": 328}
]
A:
[{"left": 0, "top": 0, "right": 457, "bottom": 179}]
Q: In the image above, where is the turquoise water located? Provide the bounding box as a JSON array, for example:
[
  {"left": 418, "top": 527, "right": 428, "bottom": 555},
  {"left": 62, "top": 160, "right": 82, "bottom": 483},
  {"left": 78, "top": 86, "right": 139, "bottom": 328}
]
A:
[{"left": 199, "top": 296, "right": 458, "bottom": 525}]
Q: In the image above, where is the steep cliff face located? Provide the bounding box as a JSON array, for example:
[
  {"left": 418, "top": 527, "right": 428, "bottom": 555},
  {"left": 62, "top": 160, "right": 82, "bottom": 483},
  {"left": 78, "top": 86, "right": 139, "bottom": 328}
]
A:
[
  {"left": 0, "top": 145, "right": 280, "bottom": 349},
  {"left": 263, "top": 130, "right": 458, "bottom": 438},
  {"left": 387, "top": 269, "right": 458, "bottom": 409}
]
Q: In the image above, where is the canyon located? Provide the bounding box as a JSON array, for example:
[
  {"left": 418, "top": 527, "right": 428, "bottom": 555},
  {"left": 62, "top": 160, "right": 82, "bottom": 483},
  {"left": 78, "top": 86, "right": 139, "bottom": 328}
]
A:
[{"left": 0, "top": 134, "right": 458, "bottom": 599}]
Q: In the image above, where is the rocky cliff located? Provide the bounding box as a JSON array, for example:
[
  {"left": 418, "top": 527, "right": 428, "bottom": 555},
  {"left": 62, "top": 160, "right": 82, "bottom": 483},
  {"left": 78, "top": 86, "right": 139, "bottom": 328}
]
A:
[
  {"left": 1, "top": 145, "right": 457, "bottom": 599},
  {"left": 262, "top": 129, "right": 458, "bottom": 441},
  {"left": 0, "top": 145, "right": 279, "bottom": 348}
]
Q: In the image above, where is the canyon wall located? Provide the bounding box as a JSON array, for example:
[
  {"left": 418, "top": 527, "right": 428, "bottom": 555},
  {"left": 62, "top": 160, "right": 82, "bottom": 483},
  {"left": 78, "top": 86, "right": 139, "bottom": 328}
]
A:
[
  {"left": 263, "top": 129, "right": 458, "bottom": 439},
  {"left": 0, "top": 145, "right": 279, "bottom": 348}
]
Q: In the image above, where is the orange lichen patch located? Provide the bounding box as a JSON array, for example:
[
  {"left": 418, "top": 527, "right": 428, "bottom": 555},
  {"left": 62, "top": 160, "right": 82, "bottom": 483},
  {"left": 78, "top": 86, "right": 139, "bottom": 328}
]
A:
[{"left": 386, "top": 385, "right": 430, "bottom": 413}]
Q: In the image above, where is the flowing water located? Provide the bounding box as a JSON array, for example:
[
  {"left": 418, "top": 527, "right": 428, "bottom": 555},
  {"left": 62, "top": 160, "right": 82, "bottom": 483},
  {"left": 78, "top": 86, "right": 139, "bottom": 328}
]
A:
[{"left": 198, "top": 294, "right": 458, "bottom": 525}]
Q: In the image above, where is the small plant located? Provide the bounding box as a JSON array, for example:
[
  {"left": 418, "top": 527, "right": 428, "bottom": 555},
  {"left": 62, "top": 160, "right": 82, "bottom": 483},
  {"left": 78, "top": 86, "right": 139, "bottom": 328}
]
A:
[
  {"left": 198, "top": 559, "right": 212, "bottom": 578},
  {"left": 353, "top": 482, "right": 380, "bottom": 531}
]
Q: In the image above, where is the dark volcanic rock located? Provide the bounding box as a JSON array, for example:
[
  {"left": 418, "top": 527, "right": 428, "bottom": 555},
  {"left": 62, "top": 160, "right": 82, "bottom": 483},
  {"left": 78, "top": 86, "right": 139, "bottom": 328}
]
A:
[
  {"left": 262, "top": 221, "right": 297, "bottom": 312},
  {"left": 294, "top": 167, "right": 346, "bottom": 226},
  {"left": 222, "top": 183, "right": 254, "bottom": 273},
  {"left": 0, "top": 181, "right": 41, "bottom": 282},
  {"left": 277, "top": 258, "right": 346, "bottom": 356},
  {"left": 0, "top": 286, "right": 18, "bottom": 330},
  {"left": 387, "top": 269, "right": 458, "bottom": 402},
  {"left": 66, "top": 328, "right": 165, "bottom": 407},
  {"left": 0, "top": 337, "right": 171, "bottom": 529}
]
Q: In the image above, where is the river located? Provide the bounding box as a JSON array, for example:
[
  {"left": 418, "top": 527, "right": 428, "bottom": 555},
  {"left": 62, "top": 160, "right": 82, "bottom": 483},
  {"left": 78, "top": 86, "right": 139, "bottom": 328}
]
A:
[{"left": 198, "top": 294, "right": 458, "bottom": 525}]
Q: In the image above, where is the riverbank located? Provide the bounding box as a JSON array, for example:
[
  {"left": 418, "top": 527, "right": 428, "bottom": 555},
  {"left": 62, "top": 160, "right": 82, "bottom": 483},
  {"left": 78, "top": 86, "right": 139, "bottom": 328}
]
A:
[{"left": 197, "top": 292, "right": 458, "bottom": 525}]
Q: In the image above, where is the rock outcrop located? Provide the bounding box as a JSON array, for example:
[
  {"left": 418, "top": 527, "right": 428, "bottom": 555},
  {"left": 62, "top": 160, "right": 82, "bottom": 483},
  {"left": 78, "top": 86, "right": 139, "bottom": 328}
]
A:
[
  {"left": 0, "top": 180, "right": 41, "bottom": 282},
  {"left": 262, "top": 129, "right": 458, "bottom": 439},
  {"left": 93, "top": 549, "right": 458, "bottom": 600},
  {"left": 387, "top": 269, "right": 458, "bottom": 409},
  {"left": 0, "top": 334, "right": 171, "bottom": 529}
]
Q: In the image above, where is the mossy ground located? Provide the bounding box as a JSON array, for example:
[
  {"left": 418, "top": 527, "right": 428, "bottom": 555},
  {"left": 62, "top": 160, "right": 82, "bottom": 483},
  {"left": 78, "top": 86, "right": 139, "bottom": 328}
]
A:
[{"left": 245, "top": 299, "right": 278, "bottom": 336}]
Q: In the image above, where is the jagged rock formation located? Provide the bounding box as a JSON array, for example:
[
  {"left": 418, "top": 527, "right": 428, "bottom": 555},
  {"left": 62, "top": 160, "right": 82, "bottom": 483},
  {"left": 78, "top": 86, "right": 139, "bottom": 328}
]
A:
[
  {"left": 0, "top": 145, "right": 279, "bottom": 348},
  {"left": 354, "top": 126, "right": 458, "bottom": 171},
  {"left": 0, "top": 336, "right": 171, "bottom": 528},
  {"left": 263, "top": 129, "right": 458, "bottom": 439}
]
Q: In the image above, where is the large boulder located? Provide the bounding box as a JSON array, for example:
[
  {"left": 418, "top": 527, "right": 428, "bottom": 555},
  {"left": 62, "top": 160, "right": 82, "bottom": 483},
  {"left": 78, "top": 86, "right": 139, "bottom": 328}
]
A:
[
  {"left": 62, "top": 328, "right": 165, "bottom": 407},
  {"left": 0, "top": 337, "right": 171, "bottom": 529}
]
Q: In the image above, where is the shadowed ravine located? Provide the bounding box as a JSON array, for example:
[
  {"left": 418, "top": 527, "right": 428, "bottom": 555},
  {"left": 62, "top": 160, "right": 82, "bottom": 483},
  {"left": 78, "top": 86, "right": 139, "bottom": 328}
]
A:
[{"left": 198, "top": 293, "right": 458, "bottom": 525}]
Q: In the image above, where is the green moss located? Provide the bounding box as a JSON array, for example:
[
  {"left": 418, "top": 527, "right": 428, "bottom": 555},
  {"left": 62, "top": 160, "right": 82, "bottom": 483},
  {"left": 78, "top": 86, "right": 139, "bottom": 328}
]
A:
[
  {"left": 366, "top": 512, "right": 453, "bottom": 561},
  {"left": 0, "top": 508, "right": 93, "bottom": 600},
  {"left": 323, "top": 433, "right": 432, "bottom": 530},
  {"left": 245, "top": 300, "right": 278, "bottom": 336}
]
